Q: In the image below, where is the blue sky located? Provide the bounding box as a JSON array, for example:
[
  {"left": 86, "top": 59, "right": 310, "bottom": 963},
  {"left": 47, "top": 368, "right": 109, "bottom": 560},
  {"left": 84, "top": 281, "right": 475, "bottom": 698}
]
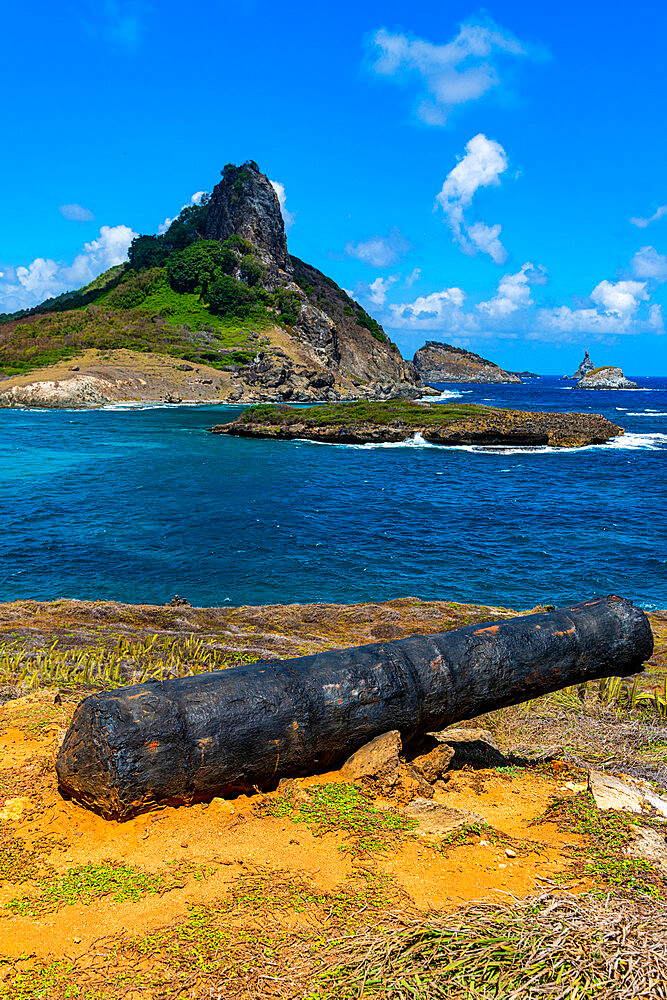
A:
[{"left": 1, "top": 0, "right": 666, "bottom": 374}]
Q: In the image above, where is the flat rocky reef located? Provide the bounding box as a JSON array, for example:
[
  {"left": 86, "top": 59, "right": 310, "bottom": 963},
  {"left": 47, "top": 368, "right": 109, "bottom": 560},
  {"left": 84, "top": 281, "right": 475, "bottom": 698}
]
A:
[{"left": 211, "top": 399, "right": 624, "bottom": 448}]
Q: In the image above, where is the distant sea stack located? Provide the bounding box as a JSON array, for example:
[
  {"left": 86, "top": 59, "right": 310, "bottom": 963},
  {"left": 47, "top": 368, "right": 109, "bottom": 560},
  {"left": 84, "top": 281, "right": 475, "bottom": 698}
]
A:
[
  {"left": 565, "top": 351, "right": 595, "bottom": 380},
  {"left": 578, "top": 366, "right": 639, "bottom": 390},
  {"left": 413, "top": 342, "right": 522, "bottom": 384}
]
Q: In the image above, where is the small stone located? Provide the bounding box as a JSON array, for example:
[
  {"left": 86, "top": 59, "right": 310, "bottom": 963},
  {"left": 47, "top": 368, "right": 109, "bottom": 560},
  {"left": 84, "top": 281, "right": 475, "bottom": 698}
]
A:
[
  {"left": 411, "top": 743, "right": 455, "bottom": 783},
  {"left": 498, "top": 863, "right": 507, "bottom": 869},
  {"left": 341, "top": 731, "right": 402, "bottom": 782},
  {"left": 180, "top": 841, "right": 188, "bottom": 849},
  {"left": 74, "top": 937, "right": 81, "bottom": 943},
  {"left": 435, "top": 729, "right": 508, "bottom": 769},
  {"left": 479, "top": 840, "right": 491, "bottom": 847},
  {"left": 505, "top": 847, "right": 517, "bottom": 858}
]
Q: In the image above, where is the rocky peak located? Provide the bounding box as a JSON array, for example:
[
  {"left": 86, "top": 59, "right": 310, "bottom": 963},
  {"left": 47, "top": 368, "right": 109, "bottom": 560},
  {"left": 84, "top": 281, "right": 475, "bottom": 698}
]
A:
[
  {"left": 572, "top": 351, "right": 594, "bottom": 379},
  {"left": 205, "top": 161, "right": 291, "bottom": 273}
]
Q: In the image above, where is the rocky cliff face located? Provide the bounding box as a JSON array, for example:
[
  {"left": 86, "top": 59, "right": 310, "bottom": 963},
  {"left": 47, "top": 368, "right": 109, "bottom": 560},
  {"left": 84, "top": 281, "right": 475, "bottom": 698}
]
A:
[
  {"left": 205, "top": 162, "right": 292, "bottom": 273},
  {"left": 206, "top": 161, "right": 417, "bottom": 395},
  {"left": 413, "top": 342, "right": 522, "bottom": 384}
]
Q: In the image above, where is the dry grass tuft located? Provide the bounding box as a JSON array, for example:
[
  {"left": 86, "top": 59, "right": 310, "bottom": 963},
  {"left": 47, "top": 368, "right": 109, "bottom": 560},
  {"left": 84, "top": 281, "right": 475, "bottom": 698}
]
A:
[{"left": 326, "top": 892, "right": 667, "bottom": 999}]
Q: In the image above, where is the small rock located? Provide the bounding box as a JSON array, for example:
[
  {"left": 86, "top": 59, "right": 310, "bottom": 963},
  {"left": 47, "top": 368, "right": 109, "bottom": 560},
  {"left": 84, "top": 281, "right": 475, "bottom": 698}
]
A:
[
  {"left": 411, "top": 744, "right": 455, "bottom": 783},
  {"left": 402, "top": 798, "right": 483, "bottom": 838},
  {"left": 588, "top": 771, "right": 667, "bottom": 817},
  {"left": 0, "top": 797, "right": 31, "bottom": 822},
  {"left": 435, "top": 728, "right": 508, "bottom": 770},
  {"left": 479, "top": 839, "right": 491, "bottom": 847},
  {"left": 180, "top": 841, "right": 188, "bottom": 848},
  {"left": 505, "top": 847, "right": 517, "bottom": 858},
  {"left": 341, "top": 731, "right": 402, "bottom": 783},
  {"left": 73, "top": 937, "right": 81, "bottom": 943},
  {"left": 627, "top": 826, "right": 667, "bottom": 874}
]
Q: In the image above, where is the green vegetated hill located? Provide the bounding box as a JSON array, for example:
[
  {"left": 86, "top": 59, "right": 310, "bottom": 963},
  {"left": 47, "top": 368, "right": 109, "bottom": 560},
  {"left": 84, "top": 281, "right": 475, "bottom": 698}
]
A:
[{"left": 0, "top": 166, "right": 392, "bottom": 380}]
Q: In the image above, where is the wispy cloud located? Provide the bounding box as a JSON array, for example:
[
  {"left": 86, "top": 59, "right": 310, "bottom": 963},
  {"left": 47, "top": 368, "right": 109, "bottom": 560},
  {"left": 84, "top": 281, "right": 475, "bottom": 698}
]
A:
[
  {"left": 345, "top": 228, "right": 411, "bottom": 267},
  {"left": 436, "top": 133, "right": 509, "bottom": 263},
  {"left": 630, "top": 205, "right": 667, "bottom": 228},
  {"left": 59, "top": 203, "right": 95, "bottom": 222},
  {"left": 630, "top": 245, "right": 667, "bottom": 282},
  {"left": 369, "top": 15, "right": 542, "bottom": 125},
  {"left": 270, "top": 180, "right": 295, "bottom": 228},
  {"left": 0, "top": 224, "right": 137, "bottom": 313}
]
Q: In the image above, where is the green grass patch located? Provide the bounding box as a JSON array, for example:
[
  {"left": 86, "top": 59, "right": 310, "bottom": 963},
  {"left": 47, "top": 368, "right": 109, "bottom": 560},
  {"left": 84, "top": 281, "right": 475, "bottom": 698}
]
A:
[
  {"left": 542, "top": 792, "right": 667, "bottom": 899},
  {"left": 263, "top": 782, "right": 416, "bottom": 854},
  {"left": 239, "top": 399, "right": 495, "bottom": 429},
  {"left": 6, "top": 862, "right": 164, "bottom": 916}
]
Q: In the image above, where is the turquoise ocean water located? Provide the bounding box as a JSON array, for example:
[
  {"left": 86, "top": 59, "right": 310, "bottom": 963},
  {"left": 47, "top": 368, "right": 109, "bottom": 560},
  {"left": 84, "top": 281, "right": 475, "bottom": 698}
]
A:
[{"left": 2, "top": 376, "right": 665, "bottom": 610}]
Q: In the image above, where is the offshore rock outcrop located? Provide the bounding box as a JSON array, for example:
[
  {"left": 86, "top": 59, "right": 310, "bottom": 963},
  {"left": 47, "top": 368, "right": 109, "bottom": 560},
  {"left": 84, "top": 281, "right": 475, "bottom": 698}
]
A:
[
  {"left": 213, "top": 401, "right": 624, "bottom": 449},
  {"left": 578, "top": 366, "right": 639, "bottom": 389},
  {"left": 413, "top": 342, "right": 522, "bottom": 384},
  {"left": 571, "top": 351, "right": 595, "bottom": 379}
]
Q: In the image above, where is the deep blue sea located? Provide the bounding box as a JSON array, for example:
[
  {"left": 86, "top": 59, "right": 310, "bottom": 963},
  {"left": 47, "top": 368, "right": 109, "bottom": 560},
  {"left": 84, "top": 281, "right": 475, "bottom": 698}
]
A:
[{"left": 2, "top": 376, "right": 666, "bottom": 611}]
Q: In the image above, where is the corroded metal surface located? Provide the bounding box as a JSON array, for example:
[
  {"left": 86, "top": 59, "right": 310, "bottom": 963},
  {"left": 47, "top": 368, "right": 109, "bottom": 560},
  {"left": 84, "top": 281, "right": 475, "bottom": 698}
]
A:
[{"left": 56, "top": 596, "right": 653, "bottom": 820}]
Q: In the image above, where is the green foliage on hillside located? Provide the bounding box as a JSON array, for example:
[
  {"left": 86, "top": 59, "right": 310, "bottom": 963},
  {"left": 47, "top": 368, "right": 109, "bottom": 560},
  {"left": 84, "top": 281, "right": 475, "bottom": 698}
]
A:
[
  {"left": 0, "top": 162, "right": 394, "bottom": 376},
  {"left": 239, "top": 399, "right": 493, "bottom": 428},
  {"left": 0, "top": 267, "right": 274, "bottom": 375}
]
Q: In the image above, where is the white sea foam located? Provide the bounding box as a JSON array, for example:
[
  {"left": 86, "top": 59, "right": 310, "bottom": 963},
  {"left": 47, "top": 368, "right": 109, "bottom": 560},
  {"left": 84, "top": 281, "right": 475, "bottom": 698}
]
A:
[
  {"left": 624, "top": 411, "right": 667, "bottom": 417},
  {"left": 419, "top": 388, "right": 470, "bottom": 402}
]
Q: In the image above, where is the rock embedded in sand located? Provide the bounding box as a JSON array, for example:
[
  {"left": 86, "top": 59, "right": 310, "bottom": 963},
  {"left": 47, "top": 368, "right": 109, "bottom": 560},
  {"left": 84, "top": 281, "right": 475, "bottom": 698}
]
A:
[
  {"left": 588, "top": 770, "right": 667, "bottom": 817},
  {"left": 402, "top": 798, "right": 483, "bottom": 837}
]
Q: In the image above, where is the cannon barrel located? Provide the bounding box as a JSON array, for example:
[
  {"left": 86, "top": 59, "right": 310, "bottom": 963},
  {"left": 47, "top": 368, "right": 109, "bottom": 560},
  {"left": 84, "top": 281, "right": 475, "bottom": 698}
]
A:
[{"left": 56, "top": 596, "right": 653, "bottom": 819}]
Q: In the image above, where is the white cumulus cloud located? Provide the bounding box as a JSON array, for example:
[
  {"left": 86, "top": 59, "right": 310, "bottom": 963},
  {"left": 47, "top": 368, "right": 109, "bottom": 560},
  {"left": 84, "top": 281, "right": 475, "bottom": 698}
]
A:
[
  {"left": 270, "top": 180, "right": 295, "bottom": 228},
  {"left": 630, "top": 205, "right": 667, "bottom": 228},
  {"left": 477, "top": 262, "right": 547, "bottom": 318},
  {"left": 370, "top": 15, "right": 540, "bottom": 125},
  {"left": 388, "top": 287, "right": 468, "bottom": 331},
  {"left": 590, "top": 279, "right": 648, "bottom": 316},
  {"left": 367, "top": 276, "right": 398, "bottom": 307},
  {"left": 345, "top": 228, "right": 411, "bottom": 268},
  {"left": 59, "top": 203, "right": 95, "bottom": 222},
  {"left": 0, "top": 224, "right": 137, "bottom": 313},
  {"left": 436, "top": 133, "right": 509, "bottom": 263},
  {"left": 631, "top": 246, "right": 667, "bottom": 282}
]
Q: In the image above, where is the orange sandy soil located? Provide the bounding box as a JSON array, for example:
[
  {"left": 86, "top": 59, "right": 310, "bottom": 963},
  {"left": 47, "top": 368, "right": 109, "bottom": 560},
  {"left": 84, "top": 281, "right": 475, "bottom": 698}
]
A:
[
  {"left": 0, "top": 690, "right": 586, "bottom": 968},
  {"left": 0, "top": 595, "right": 663, "bottom": 998}
]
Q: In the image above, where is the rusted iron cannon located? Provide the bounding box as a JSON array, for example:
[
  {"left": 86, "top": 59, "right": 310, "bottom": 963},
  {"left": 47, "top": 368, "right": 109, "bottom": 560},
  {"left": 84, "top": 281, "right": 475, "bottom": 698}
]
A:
[{"left": 56, "top": 596, "right": 652, "bottom": 819}]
